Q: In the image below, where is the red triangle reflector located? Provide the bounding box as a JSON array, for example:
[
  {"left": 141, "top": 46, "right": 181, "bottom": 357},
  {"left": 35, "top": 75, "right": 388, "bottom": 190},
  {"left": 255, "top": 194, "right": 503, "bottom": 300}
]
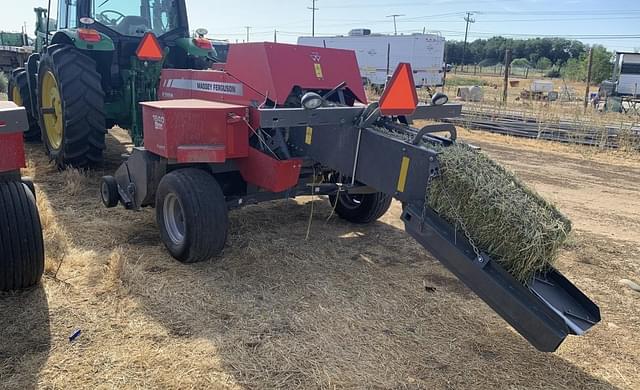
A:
[
  {"left": 379, "top": 63, "right": 419, "bottom": 116},
  {"left": 136, "top": 33, "right": 164, "bottom": 61}
]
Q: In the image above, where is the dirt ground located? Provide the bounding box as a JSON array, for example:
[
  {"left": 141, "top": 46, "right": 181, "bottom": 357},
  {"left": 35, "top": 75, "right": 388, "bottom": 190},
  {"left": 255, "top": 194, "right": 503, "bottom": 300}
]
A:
[{"left": 1, "top": 127, "right": 639, "bottom": 390}]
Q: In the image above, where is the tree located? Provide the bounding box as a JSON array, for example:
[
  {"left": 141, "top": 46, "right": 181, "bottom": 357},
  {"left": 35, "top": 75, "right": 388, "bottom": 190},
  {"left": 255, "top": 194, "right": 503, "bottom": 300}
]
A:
[
  {"left": 562, "top": 57, "right": 585, "bottom": 81},
  {"left": 589, "top": 45, "right": 613, "bottom": 84},
  {"left": 536, "top": 57, "right": 552, "bottom": 70},
  {"left": 511, "top": 58, "right": 532, "bottom": 68},
  {"left": 445, "top": 36, "right": 587, "bottom": 66},
  {"left": 561, "top": 45, "right": 613, "bottom": 83}
]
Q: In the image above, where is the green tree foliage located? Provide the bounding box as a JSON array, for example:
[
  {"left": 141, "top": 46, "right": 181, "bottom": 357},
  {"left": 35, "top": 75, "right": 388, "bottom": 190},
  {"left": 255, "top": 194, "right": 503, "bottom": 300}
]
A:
[
  {"left": 511, "top": 58, "right": 532, "bottom": 68},
  {"left": 446, "top": 37, "right": 586, "bottom": 66},
  {"left": 445, "top": 37, "right": 613, "bottom": 83},
  {"left": 590, "top": 45, "right": 614, "bottom": 84},
  {"left": 536, "top": 57, "right": 553, "bottom": 70},
  {"left": 561, "top": 45, "right": 613, "bottom": 83}
]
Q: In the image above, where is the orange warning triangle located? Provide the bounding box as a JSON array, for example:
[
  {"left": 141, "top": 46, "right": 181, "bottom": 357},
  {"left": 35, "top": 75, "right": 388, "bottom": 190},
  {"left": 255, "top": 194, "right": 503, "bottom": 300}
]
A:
[
  {"left": 379, "top": 63, "right": 419, "bottom": 116},
  {"left": 136, "top": 32, "right": 164, "bottom": 61}
]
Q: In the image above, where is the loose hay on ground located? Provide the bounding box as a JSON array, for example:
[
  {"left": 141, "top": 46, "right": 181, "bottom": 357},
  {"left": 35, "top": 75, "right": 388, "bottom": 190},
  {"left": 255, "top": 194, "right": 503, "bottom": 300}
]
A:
[{"left": 428, "top": 143, "right": 572, "bottom": 282}]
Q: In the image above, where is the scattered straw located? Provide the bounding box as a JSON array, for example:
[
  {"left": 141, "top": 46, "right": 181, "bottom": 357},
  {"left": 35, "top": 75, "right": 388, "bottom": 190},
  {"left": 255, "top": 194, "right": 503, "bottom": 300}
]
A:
[{"left": 428, "top": 144, "right": 572, "bottom": 282}]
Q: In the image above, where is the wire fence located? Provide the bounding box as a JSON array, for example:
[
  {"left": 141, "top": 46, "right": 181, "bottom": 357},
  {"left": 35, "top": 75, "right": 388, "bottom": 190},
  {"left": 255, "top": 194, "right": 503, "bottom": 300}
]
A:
[{"left": 451, "top": 64, "right": 552, "bottom": 79}]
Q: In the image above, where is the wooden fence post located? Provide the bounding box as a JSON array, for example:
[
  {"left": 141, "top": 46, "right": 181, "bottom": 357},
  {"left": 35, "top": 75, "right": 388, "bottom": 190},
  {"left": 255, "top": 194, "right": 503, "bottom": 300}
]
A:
[{"left": 503, "top": 49, "right": 512, "bottom": 105}]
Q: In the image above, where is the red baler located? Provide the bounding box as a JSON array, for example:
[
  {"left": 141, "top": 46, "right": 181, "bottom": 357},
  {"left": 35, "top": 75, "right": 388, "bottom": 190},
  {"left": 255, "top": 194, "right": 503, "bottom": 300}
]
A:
[{"left": 102, "top": 42, "right": 599, "bottom": 352}]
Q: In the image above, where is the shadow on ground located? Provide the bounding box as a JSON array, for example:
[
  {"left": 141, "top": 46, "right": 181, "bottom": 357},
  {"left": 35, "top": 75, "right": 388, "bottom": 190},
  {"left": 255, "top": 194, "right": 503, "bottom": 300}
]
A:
[{"left": 0, "top": 286, "right": 51, "bottom": 390}]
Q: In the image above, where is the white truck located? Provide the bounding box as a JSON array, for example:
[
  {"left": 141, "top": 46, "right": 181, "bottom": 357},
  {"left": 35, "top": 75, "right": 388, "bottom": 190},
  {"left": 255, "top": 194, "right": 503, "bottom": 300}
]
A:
[{"left": 298, "top": 30, "right": 445, "bottom": 88}]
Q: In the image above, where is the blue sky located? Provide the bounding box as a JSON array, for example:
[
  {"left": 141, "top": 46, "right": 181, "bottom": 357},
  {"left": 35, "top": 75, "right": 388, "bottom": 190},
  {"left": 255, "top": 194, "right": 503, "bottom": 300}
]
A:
[{"left": 3, "top": 0, "right": 639, "bottom": 51}]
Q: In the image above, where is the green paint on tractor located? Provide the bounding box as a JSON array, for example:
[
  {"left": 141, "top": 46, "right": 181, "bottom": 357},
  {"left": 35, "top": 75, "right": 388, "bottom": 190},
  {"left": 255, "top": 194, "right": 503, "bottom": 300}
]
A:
[{"left": 10, "top": 0, "right": 218, "bottom": 168}]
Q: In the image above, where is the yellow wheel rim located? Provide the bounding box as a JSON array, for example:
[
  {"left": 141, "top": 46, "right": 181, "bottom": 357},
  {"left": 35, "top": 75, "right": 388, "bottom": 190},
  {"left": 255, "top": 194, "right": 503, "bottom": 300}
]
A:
[
  {"left": 41, "top": 71, "right": 64, "bottom": 150},
  {"left": 12, "top": 85, "right": 23, "bottom": 107}
]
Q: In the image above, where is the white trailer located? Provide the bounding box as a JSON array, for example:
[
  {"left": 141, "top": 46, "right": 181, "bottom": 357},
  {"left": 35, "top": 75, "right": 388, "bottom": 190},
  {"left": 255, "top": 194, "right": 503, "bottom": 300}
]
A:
[
  {"left": 298, "top": 30, "right": 445, "bottom": 88},
  {"left": 614, "top": 52, "right": 640, "bottom": 96}
]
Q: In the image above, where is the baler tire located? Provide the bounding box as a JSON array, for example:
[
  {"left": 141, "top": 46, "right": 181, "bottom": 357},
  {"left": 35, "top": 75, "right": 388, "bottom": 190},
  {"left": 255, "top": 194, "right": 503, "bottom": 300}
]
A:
[
  {"left": 0, "top": 181, "right": 45, "bottom": 291},
  {"left": 156, "top": 169, "right": 228, "bottom": 263},
  {"left": 8, "top": 68, "right": 41, "bottom": 142},
  {"left": 329, "top": 191, "right": 392, "bottom": 224},
  {"left": 37, "top": 44, "right": 106, "bottom": 168},
  {"left": 100, "top": 176, "right": 119, "bottom": 208}
]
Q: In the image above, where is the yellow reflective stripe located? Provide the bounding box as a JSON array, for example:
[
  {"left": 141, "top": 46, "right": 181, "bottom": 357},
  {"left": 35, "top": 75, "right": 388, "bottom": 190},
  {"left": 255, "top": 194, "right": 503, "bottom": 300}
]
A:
[
  {"left": 305, "top": 126, "right": 313, "bottom": 144},
  {"left": 397, "top": 156, "right": 410, "bottom": 193}
]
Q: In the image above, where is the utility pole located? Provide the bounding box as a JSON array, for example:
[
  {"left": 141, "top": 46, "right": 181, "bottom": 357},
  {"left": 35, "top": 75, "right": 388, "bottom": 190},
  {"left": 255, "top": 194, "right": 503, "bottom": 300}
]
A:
[
  {"left": 274, "top": 30, "right": 277, "bottom": 43},
  {"left": 503, "top": 49, "right": 512, "bottom": 105},
  {"left": 461, "top": 12, "right": 475, "bottom": 72},
  {"left": 308, "top": 0, "right": 319, "bottom": 37},
  {"left": 387, "top": 14, "right": 405, "bottom": 35},
  {"left": 584, "top": 47, "right": 594, "bottom": 112},
  {"left": 245, "top": 26, "right": 251, "bottom": 42}
]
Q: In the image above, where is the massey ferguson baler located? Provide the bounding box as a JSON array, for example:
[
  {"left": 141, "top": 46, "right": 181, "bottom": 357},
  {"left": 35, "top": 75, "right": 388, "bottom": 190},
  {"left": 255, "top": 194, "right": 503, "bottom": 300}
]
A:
[
  {"left": 0, "top": 101, "right": 45, "bottom": 291},
  {"left": 101, "top": 42, "right": 600, "bottom": 352}
]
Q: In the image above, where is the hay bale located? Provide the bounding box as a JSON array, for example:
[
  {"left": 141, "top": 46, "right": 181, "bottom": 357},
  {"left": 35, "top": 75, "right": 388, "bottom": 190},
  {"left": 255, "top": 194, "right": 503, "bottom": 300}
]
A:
[{"left": 427, "top": 144, "right": 571, "bottom": 283}]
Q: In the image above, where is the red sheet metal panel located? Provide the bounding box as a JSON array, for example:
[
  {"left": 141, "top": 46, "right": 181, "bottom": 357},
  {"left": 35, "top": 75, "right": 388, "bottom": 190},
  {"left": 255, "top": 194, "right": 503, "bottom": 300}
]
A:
[
  {"left": 236, "top": 147, "right": 303, "bottom": 193},
  {"left": 0, "top": 102, "right": 27, "bottom": 172},
  {"left": 141, "top": 99, "right": 249, "bottom": 163},
  {"left": 0, "top": 133, "right": 26, "bottom": 173},
  {"left": 159, "top": 42, "right": 367, "bottom": 107}
]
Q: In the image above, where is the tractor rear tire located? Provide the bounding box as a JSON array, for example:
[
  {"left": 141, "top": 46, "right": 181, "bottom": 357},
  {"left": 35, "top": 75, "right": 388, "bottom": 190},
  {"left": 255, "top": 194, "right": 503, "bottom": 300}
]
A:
[
  {"left": 8, "top": 68, "right": 41, "bottom": 142},
  {"left": 0, "top": 180, "right": 45, "bottom": 291},
  {"left": 37, "top": 44, "right": 106, "bottom": 168},
  {"left": 156, "top": 169, "right": 228, "bottom": 263},
  {"left": 329, "top": 192, "right": 392, "bottom": 224}
]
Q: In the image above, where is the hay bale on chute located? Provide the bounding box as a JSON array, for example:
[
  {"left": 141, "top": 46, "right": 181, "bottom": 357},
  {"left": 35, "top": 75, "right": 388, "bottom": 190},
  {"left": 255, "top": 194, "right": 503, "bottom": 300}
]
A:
[{"left": 427, "top": 144, "right": 572, "bottom": 283}]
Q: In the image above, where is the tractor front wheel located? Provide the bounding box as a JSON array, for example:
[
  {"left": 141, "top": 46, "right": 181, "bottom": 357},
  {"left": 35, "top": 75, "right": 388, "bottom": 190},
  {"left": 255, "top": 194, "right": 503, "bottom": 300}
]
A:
[
  {"left": 329, "top": 191, "right": 392, "bottom": 224},
  {"left": 37, "top": 45, "right": 106, "bottom": 168},
  {"left": 0, "top": 180, "right": 45, "bottom": 291},
  {"left": 8, "top": 69, "right": 41, "bottom": 141},
  {"left": 156, "top": 169, "right": 228, "bottom": 263}
]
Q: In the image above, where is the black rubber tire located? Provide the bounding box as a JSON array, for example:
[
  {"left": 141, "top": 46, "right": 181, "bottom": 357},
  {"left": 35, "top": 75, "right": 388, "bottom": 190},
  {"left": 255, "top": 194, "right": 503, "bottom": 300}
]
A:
[
  {"left": 0, "top": 181, "right": 45, "bottom": 291},
  {"left": 37, "top": 44, "right": 106, "bottom": 168},
  {"left": 156, "top": 169, "right": 228, "bottom": 263},
  {"left": 329, "top": 191, "right": 393, "bottom": 224},
  {"left": 100, "top": 176, "right": 119, "bottom": 208},
  {"left": 8, "top": 68, "right": 41, "bottom": 142}
]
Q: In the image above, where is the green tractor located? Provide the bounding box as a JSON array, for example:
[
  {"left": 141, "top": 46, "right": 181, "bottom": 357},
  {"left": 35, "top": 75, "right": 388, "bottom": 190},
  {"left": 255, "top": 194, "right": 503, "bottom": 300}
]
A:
[{"left": 8, "top": 0, "right": 217, "bottom": 167}]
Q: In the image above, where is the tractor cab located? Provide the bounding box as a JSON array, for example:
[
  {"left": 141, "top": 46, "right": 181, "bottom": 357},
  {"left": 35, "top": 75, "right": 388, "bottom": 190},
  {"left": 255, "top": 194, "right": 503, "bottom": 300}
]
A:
[
  {"left": 51, "top": 0, "right": 215, "bottom": 70},
  {"left": 90, "top": 0, "right": 182, "bottom": 38}
]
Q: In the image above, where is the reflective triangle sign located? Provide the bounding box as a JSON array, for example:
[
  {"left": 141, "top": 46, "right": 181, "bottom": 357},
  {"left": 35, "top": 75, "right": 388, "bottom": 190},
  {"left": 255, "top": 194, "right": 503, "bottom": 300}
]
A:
[
  {"left": 136, "top": 32, "right": 164, "bottom": 61},
  {"left": 379, "top": 63, "right": 419, "bottom": 116}
]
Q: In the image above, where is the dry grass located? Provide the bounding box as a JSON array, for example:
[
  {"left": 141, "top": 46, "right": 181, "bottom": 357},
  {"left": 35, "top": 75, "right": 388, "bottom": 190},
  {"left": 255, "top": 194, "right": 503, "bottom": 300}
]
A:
[{"left": 0, "top": 128, "right": 638, "bottom": 389}]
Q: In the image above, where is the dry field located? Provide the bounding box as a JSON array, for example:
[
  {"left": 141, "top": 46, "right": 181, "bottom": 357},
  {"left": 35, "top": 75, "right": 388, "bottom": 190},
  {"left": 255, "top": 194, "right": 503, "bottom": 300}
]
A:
[{"left": 1, "top": 126, "right": 639, "bottom": 390}]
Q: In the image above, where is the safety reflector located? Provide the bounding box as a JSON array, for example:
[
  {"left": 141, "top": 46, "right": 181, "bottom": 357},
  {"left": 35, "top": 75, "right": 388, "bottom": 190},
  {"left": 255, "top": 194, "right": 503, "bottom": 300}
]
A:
[
  {"left": 379, "top": 63, "right": 419, "bottom": 116},
  {"left": 77, "top": 28, "right": 102, "bottom": 43},
  {"left": 136, "top": 33, "right": 164, "bottom": 61}
]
